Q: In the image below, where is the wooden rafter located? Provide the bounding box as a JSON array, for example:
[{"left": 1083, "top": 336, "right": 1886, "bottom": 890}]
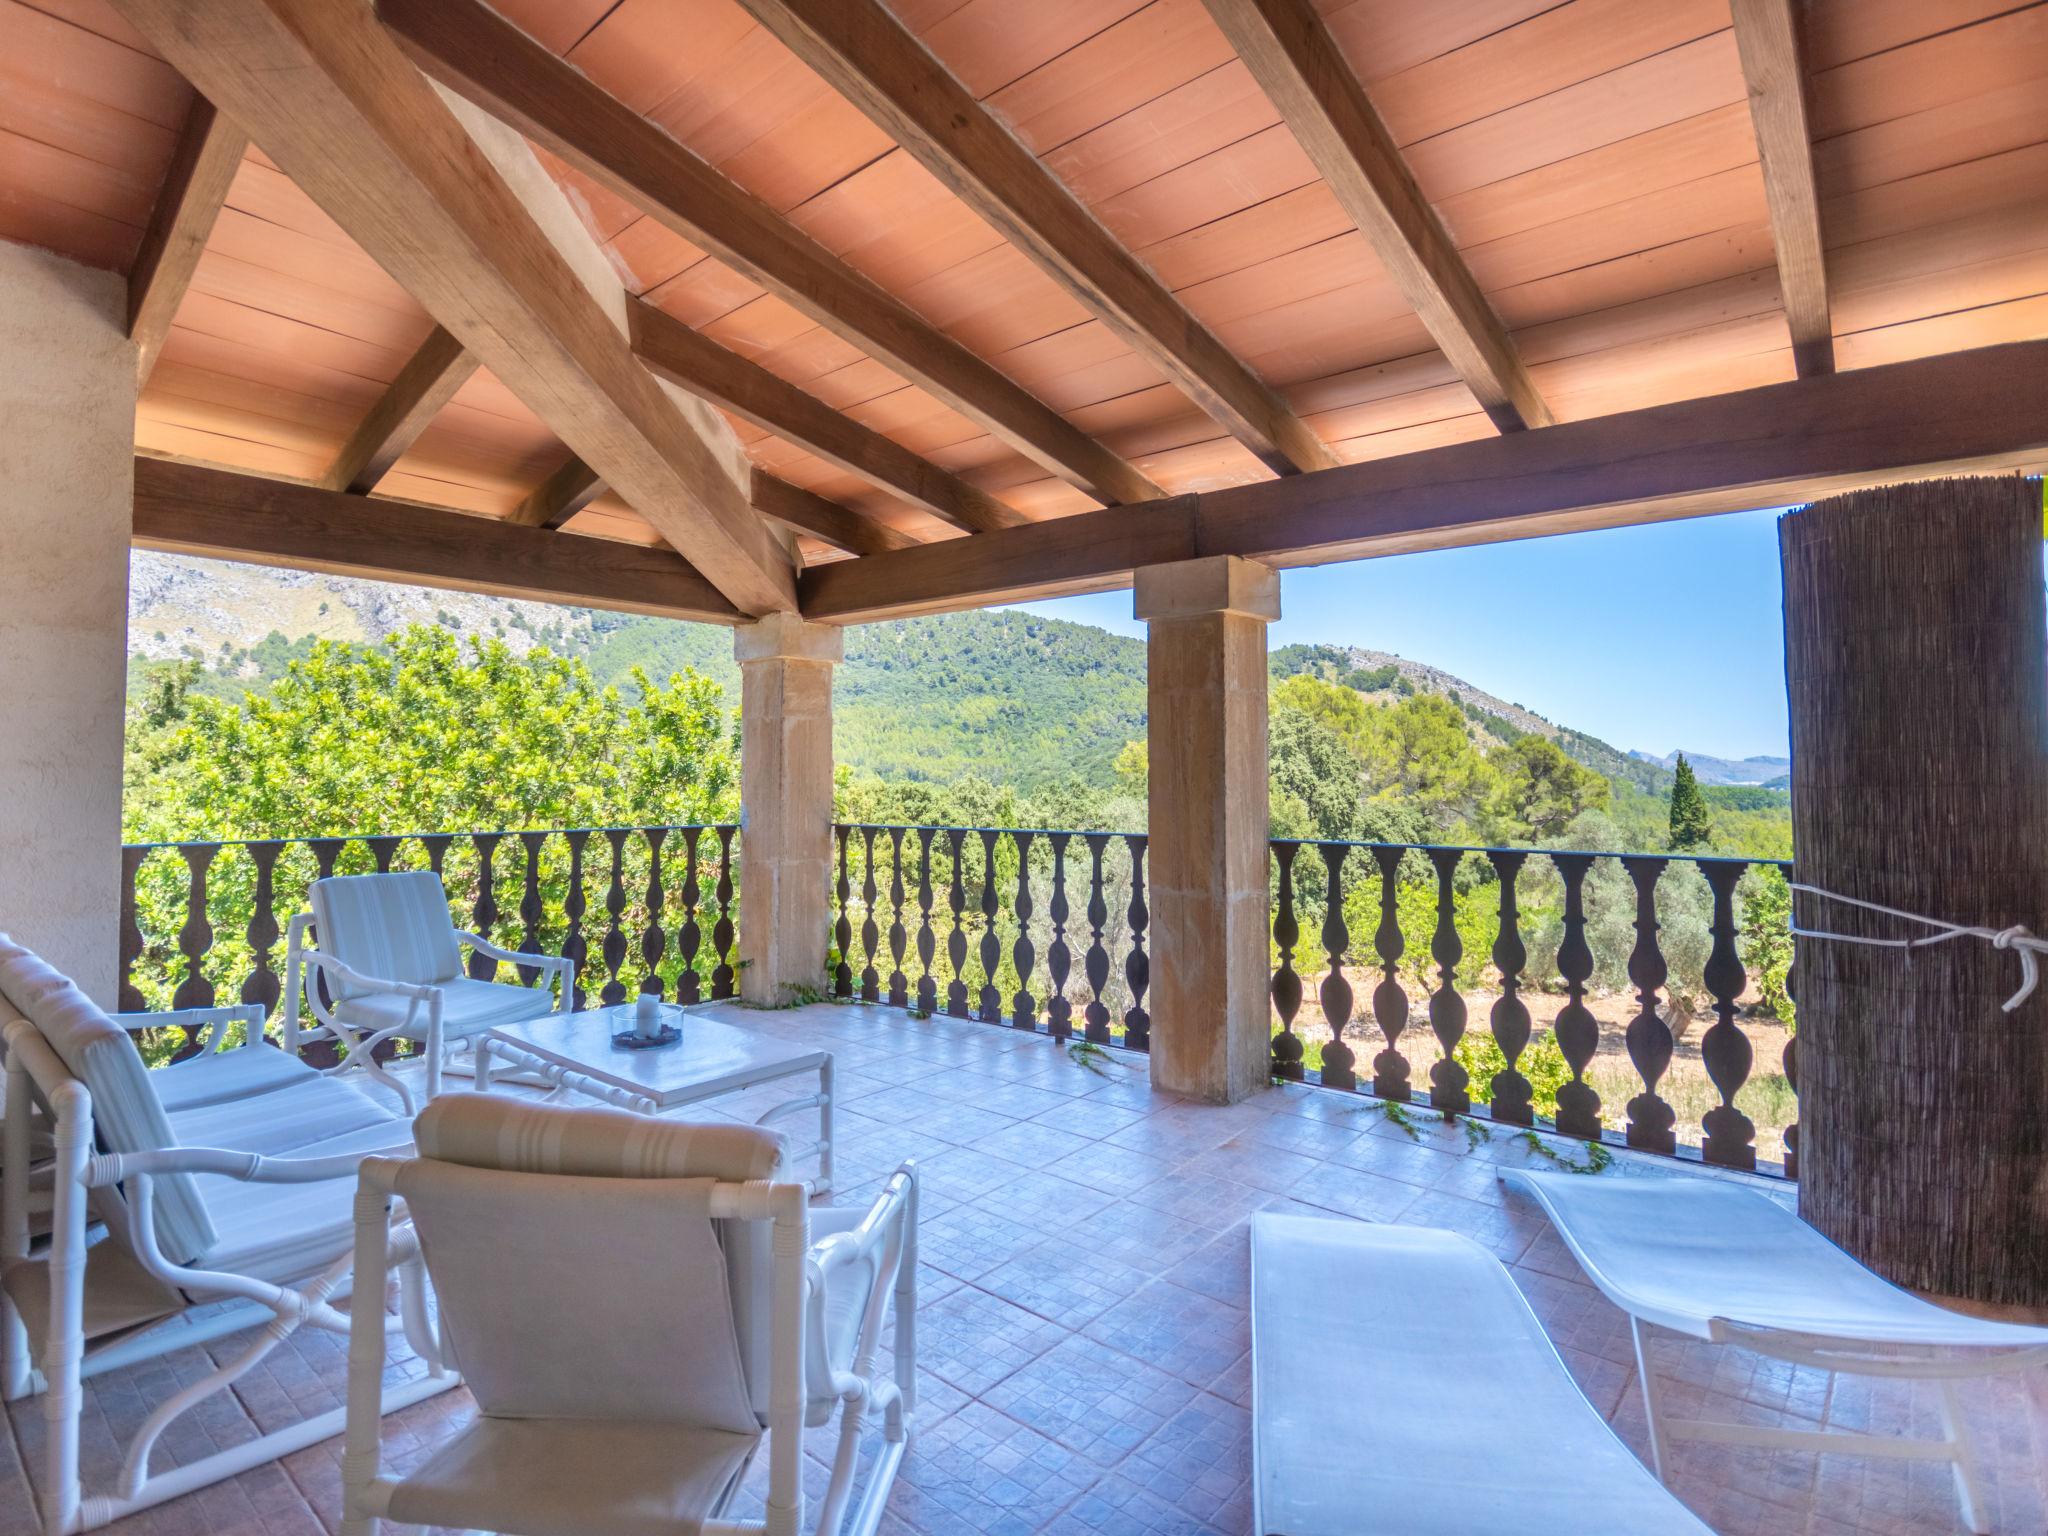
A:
[
  {"left": 134, "top": 457, "right": 741, "bottom": 622},
  {"left": 629, "top": 301, "right": 1019, "bottom": 535},
  {"left": 377, "top": 0, "right": 1159, "bottom": 509},
  {"left": 1203, "top": 0, "right": 1551, "bottom": 434},
  {"left": 112, "top": 0, "right": 796, "bottom": 617},
  {"left": 1730, "top": 0, "right": 1833, "bottom": 377},
  {"left": 128, "top": 95, "right": 246, "bottom": 386},
  {"left": 752, "top": 470, "right": 919, "bottom": 557},
  {"left": 801, "top": 340, "right": 2048, "bottom": 622},
  {"left": 320, "top": 324, "right": 479, "bottom": 493},
  {"left": 508, "top": 455, "right": 606, "bottom": 530},
  {"left": 734, "top": 0, "right": 1338, "bottom": 479}
]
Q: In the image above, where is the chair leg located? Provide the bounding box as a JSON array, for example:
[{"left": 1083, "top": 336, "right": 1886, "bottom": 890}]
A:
[
  {"left": 1938, "top": 1379, "right": 1991, "bottom": 1535},
  {"left": 1630, "top": 1316, "right": 1671, "bottom": 1484}
]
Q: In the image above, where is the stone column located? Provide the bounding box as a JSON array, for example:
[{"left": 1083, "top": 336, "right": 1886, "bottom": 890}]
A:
[
  {"left": 0, "top": 243, "right": 135, "bottom": 1004},
  {"left": 1137, "top": 556, "right": 1280, "bottom": 1103},
  {"left": 735, "top": 612, "right": 842, "bottom": 1006}
]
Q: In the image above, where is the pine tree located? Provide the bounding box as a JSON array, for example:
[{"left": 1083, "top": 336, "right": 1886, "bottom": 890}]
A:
[{"left": 1668, "top": 753, "right": 1711, "bottom": 849}]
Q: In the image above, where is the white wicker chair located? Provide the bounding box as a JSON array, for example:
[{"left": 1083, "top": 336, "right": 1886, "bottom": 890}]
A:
[
  {"left": 0, "top": 934, "right": 457, "bottom": 1536},
  {"left": 284, "top": 870, "right": 573, "bottom": 1107},
  {"left": 343, "top": 1094, "right": 918, "bottom": 1536}
]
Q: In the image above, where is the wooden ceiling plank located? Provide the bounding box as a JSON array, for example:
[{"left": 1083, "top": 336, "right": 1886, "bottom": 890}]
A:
[
  {"left": 319, "top": 324, "right": 480, "bottom": 493},
  {"left": 733, "top": 0, "right": 1337, "bottom": 478},
  {"left": 801, "top": 338, "right": 2048, "bottom": 621},
  {"left": 751, "top": 469, "right": 920, "bottom": 557},
  {"left": 133, "top": 456, "right": 743, "bottom": 622},
  {"left": 129, "top": 94, "right": 247, "bottom": 386},
  {"left": 508, "top": 454, "right": 607, "bottom": 530},
  {"left": 629, "top": 299, "right": 1021, "bottom": 534},
  {"left": 112, "top": 0, "right": 795, "bottom": 616},
  {"left": 1731, "top": 0, "right": 1833, "bottom": 377},
  {"left": 1203, "top": 0, "right": 1552, "bottom": 433},
  {"left": 377, "top": 0, "right": 1158, "bottom": 509}
]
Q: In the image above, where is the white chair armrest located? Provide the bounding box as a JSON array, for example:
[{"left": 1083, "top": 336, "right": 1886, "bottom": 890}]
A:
[
  {"left": 296, "top": 949, "right": 439, "bottom": 1005},
  {"left": 454, "top": 931, "right": 574, "bottom": 985},
  {"left": 112, "top": 1004, "right": 267, "bottom": 1054},
  {"left": 92, "top": 1140, "right": 412, "bottom": 1188}
]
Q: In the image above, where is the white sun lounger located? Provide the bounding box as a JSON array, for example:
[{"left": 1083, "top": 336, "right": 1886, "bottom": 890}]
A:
[
  {"left": 1249, "top": 1213, "right": 1713, "bottom": 1536},
  {"left": 1502, "top": 1168, "right": 2048, "bottom": 1535}
]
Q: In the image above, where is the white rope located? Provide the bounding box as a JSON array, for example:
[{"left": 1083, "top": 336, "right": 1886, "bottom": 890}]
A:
[{"left": 1789, "top": 883, "right": 2045, "bottom": 1012}]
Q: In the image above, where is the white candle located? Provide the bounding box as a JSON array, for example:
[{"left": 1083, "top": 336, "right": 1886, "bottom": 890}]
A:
[{"left": 634, "top": 991, "right": 662, "bottom": 1038}]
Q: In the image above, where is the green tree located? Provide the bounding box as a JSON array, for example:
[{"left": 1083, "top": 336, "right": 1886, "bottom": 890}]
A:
[
  {"left": 1484, "top": 735, "right": 1609, "bottom": 844},
  {"left": 1359, "top": 693, "right": 1493, "bottom": 835},
  {"left": 1668, "top": 753, "right": 1711, "bottom": 850}
]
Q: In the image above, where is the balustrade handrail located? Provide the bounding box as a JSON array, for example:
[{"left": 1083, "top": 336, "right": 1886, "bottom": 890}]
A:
[
  {"left": 1272, "top": 835, "right": 1789, "bottom": 870},
  {"left": 120, "top": 820, "right": 733, "bottom": 852}
]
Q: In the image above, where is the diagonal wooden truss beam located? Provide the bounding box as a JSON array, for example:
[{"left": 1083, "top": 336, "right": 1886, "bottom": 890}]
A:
[
  {"left": 1203, "top": 0, "right": 1550, "bottom": 434},
  {"left": 129, "top": 94, "right": 246, "bottom": 387},
  {"left": 112, "top": 0, "right": 795, "bottom": 616},
  {"left": 378, "top": 0, "right": 1159, "bottom": 509},
  {"left": 320, "top": 324, "right": 479, "bottom": 493},
  {"left": 751, "top": 470, "right": 919, "bottom": 557},
  {"left": 1730, "top": 0, "right": 1833, "bottom": 377},
  {"left": 734, "top": 0, "right": 1338, "bottom": 478},
  {"left": 508, "top": 455, "right": 606, "bottom": 530},
  {"left": 134, "top": 456, "right": 742, "bottom": 622},
  {"left": 629, "top": 300, "right": 1020, "bottom": 534}
]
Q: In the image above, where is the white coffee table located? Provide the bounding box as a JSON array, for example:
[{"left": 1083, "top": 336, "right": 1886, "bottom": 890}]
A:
[{"left": 477, "top": 1004, "right": 834, "bottom": 1193}]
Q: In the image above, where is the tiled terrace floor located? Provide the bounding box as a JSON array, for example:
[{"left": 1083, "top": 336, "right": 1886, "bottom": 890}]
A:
[{"left": 6, "top": 1002, "right": 2046, "bottom": 1535}]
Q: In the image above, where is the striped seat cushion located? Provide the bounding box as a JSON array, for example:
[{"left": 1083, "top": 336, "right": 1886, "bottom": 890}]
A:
[{"left": 310, "top": 872, "right": 464, "bottom": 998}]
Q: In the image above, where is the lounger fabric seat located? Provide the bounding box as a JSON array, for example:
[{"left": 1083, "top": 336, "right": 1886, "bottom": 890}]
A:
[
  {"left": 166, "top": 1073, "right": 397, "bottom": 1159},
  {"left": 1250, "top": 1213, "right": 1712, "bottom": 1536},
  {"left": 146, "top": 1043, "right": 317, "bottom": 1114},
  {"left": 198, "top": 1122, "right": 415, "bottom": 1284}
]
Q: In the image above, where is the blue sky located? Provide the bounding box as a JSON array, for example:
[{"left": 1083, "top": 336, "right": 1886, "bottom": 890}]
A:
[{"left": 1010, "top": 506, "right": 1793, "bottom": 762}]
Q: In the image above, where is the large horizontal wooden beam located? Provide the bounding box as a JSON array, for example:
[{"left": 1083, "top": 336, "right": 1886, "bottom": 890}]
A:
[
  {"left": 378, "top": 0, "right": 1159, "bottom": 508},
  {"left": 1204, "top": 0, "right": 1550, "bottom": 433},
  {"left": 802, "top": 340, "right": 2048, "bottom": 622},
  {"left": 736, "top": 0, "right": 1337, "bottom": 478},
  {"left": 129, "top": 94, "right": 246, "bottom": 386},
  {"left": 133, "top": 457, "right": 743, "bottom": 623},
  {"left": 320, "top": 324, "right": 479, "bottom": 493},
  {"left": 629, "top": 300, "right": 1019, "bottom": 534}
]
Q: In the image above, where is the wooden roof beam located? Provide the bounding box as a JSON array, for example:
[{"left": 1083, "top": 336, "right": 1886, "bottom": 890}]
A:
[
  {"left": 801, "top": 340, "right": 2048, "bottom": 622},
  {"left": 134, "top": 457, "right": 742, "bottom": 623},
  {"left": 1203, "top": 0, "right": 1550, "bottom": 434},
  {"left": 734, "top": 0, "right": 1337, "bottom": 479},
  {"left": 377, "top": 0, "right": 1158, "bottom": 509},
  {"left": 629, "top": 300, "right": 1020, "bottom": 535},
  {"left": 320, "top": 324, "right": 480, "bottom": 493},
  {"left": 1730, "top": 0, "right": 1834, "bottom": 377},
  {"left": 751, "top": 470, "right": 920, "bottom": 557},
  {"left": 128, "top": 95, "right": 246, "bottom": 387},
  {"left": 113, "top": 0, "right": 795, "bottom": 617},
  {"left": 508, "top": 455, "right": 607, "bottom": 530}
]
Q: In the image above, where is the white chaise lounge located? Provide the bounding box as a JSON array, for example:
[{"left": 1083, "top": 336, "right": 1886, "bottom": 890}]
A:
[
  {"left": 0, "top": 934, "right": 456, "bottom": 1535},
  {"left": 1502, "top": 1168, "right": 2048, "bottom": 1535},
  {"left": 1249, "top": 1212, "right": 1713, "bottom": 1536}
]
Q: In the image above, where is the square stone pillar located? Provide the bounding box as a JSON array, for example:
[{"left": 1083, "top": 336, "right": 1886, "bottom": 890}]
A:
[
  {"left": 1136, "top": 556, "right": 1280, "bottom": 1104},
  {"left": 0, "top": 243, "right": 135, "bottom": 1004},
  {"left": 735, "top": 613, "right": 842, "bottom": 1006}
]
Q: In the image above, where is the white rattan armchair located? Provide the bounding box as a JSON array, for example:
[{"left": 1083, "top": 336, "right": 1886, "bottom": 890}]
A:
[{"left": 284, "top": 870, "right": 573, "bottom": 1106}]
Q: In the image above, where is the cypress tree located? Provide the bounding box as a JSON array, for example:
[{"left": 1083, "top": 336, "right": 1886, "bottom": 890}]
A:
[{"left": 1668, "top": 753, "right": 1711, "bottom": 849}]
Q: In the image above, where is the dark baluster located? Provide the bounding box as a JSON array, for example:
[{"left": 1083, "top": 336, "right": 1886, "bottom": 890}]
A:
[
  {"left": 1620, "top": 855, "right": 1676, "bottom": 1154},
  {"left": 1426, "top": 848, "right": 1469, "bottom": 1115},
  {"left": 118, "top": 845, "right": 148, "bottom": 1013},
  {"left": 1010, "top": 831, "right": 1037, "bottom": 1030},
  {"left": 1549, "top": 854, "right": 1602, "bottom": 1139},
  {"left": 1082, "top": 833, "right": 1112, "bottom": 1045},
  {"left": 516, "top": 831, "right": 547, "bottom": 985},
  {"left": 1045, "top": 833, "right": 1073, "bottom": 1043},
  {"left": 467, "top": 833, "right": 504, "bottom": 981},
  {"left": 1270, "top": 841, "right": 1305, "bottom": 1082},
  {"left": 561, "top": 829, "right": 590, "bottom": 1006},
  {"left": 367, "top": 835, "right": 400, "bottom": 873},
  {"left": 676, "top": 827, "right": 704, "bottom": 1005},
  {"left": 415, "top": 834, "right": 451, "bottom": 877},
  {"left": 977, "top": 829, "right": 1002, "bottom": 1023},
  {"left": 1315, "top": 843, "right": 1355, "bottom": 1090},
  {"left": 309, "top": 837, "right": 345, "bottom": 883},
  {"left": 886, "top": 828, "right": 908, "bottom": 1007},
  {"left": 640, "top": 827, "right": 668, "bottom": 1000},
  {"left": 1485, "top": 851, "right": 1532, "bottom": 1125},
  {"left": 945, "top": 829, "right": 969, "bottom": 1017},
  {"left": 710, "top": 826, "right": 736, "bottom": 1000},
  {"left": 1122, "top": 834, "right": 1150, "bottom": 1051},
  {"left": 171, "top": 845, "right": 219, "bottom": 1042},
  {"left": 1781, "top": 883, "right": 1799, "bottom": 1177},
  {"left": 860, "top": 826, "right": 880, "bottom": 1003},
  {"left": 1370, "top": 845, "right": 1409, "bottom": 1100},
  {"left": 834, "top": 824, "right": 853, "bottom": 1000},
  {"left": 241, "top": 841, "right": 285, "bottom": 1026},
  {"left": 1700, "top": 859, "right": 1756, "bottom": 1169},
  {"left": 600, "top": 828, "right": 630, "bottom": 1005},
  {"left": 914, "top": 828, "right": 937, "bottom": 1014}
]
